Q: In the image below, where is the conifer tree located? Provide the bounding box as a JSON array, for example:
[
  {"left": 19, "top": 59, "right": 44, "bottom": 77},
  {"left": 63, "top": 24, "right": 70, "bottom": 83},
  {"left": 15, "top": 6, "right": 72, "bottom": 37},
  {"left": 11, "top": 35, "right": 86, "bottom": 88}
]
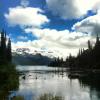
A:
[
  {"left": 0, "top": 29, "right": 12, "bottom": 64},
  {"left": 88, "top": 40, "right": 92, "bottom": 50},
  {"left": 7, "top": 38, "right": 12, "bottom": 62},
  {"left": 0, "top": 36, "right": 1, "bottom": 64},
  {"left": 0, "top": 30, "right": 7, "bottom": 64}
]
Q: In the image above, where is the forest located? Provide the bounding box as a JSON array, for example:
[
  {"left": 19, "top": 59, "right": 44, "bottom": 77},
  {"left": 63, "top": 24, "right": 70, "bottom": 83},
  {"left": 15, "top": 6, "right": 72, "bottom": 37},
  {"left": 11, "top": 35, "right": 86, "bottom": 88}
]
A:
[
  {"left": 0, "top": 30, "right": 19, "bottom": 100},
  {"left": 0, "top": 30, "right": 12, "bottom": 64},
  {"left": 49, "top": 34, "right": 100, "bottom": 70}
]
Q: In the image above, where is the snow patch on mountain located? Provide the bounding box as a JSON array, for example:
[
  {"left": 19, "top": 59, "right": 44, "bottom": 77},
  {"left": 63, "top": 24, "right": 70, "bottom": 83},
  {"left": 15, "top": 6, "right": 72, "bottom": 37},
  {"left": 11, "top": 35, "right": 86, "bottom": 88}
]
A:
[{"left": 12, "top": 48, "right": 59, "bottom": 58}]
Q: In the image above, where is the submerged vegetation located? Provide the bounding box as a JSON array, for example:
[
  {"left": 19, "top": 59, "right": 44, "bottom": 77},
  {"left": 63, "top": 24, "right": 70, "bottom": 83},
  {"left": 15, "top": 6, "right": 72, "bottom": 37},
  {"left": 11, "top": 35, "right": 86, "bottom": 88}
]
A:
[
  {"left": 0, "top": 29, "right": 100, "bottom": 100},
  {"left": 11, "top": 96, "right": 24, "bottom": 100},
  {"left": 10, "top": 94, "right": 63, "bottom": 100},
  {"left": 38, "top": 94, "right": 64, "bottom": 100}
]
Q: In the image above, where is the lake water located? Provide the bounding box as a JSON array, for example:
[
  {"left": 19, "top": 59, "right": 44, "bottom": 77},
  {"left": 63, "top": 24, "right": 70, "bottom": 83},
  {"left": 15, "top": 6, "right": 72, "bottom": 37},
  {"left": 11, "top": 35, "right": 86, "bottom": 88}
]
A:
[{"left": 9, "top": 65, "right": 100, "bottom": 100}]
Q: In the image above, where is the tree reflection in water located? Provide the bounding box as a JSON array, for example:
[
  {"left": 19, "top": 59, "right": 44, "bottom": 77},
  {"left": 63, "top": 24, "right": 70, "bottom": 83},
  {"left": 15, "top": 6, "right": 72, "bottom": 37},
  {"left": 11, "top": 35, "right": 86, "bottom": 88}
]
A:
[
  {"left": 10, "top": 66, "right": 100, "bottom": 100},
  {"left": 77, "top": 73, "right": 100, "bottom": 100}
]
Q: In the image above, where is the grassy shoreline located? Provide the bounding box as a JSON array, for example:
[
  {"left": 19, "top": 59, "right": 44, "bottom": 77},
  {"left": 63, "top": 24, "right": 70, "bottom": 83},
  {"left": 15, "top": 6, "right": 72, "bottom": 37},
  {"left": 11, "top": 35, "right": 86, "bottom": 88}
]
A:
[{"left": 0, "top": 63, "right": 19, "bottom": 100}]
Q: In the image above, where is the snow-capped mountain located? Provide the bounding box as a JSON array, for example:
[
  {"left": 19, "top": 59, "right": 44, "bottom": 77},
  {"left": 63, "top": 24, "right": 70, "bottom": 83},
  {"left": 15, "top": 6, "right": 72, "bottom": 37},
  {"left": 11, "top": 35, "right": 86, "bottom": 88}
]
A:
[
  {"left": 12, "top": 48, "right": 59, "bottom": 58},
  {"left": 12, "top": 48, "right": 55, "bottom": 65}
]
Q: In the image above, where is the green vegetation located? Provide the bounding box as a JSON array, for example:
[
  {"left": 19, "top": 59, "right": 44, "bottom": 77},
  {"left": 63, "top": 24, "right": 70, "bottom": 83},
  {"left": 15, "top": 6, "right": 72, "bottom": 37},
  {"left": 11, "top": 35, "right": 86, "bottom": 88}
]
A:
[
  {"left": 11, "top": 96, "right": 24, "bottom": 100},
  {"left": 0, "top": 30, "right": 12, "bottom": 65},
  {"left": 38, "top": 94, "right": 64, "bottom": 100},
  {"left": 49, "top": 34, "right": 100, "bottom": 71},
  {"left": 10, "top": 94, "right": 63, "bottom": 100},
  {"left": 0, "top": 30, "right": 19, "bottom": 99},
  {"left": 0, "top": 64, "right": 19, "bottom": 100}
]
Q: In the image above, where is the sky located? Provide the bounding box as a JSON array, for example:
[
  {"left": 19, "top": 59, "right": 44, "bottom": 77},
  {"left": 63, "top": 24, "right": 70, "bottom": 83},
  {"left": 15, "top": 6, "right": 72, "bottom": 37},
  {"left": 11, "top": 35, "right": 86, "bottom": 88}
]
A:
[{"left": 1, "top": 0, "right": 100, "bottom": 58}]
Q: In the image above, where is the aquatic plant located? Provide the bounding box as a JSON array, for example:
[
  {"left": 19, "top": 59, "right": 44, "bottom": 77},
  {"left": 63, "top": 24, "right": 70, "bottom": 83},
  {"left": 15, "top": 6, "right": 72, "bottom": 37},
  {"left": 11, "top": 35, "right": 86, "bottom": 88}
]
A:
[{"left": 38, "top": 93, "right": 64, "bottom": 100}]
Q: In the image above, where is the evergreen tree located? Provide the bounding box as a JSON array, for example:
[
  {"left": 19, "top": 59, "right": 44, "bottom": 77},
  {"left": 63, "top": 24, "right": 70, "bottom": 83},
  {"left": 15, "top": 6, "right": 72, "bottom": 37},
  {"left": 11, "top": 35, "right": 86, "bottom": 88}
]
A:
[
  {"left": 88, "top": 40, "right": 92, "bottom": 50},
  {"left": 0, "top": 29, "right": 12, "bottom": 64},
  {"left": 0, "top": 39, "right": 1, "bottom": 64},
  {"left": 49, "top": 33, "right": 100, "bottom": 70},
  {"left": 95, "top": 34, "right": 100, "bottom": 48},
  {"left": 7, "top": 38, "right": 12, "bottom": 62},
  {"left": 0, "top": 30, "right": 7, "bottom": 64}
]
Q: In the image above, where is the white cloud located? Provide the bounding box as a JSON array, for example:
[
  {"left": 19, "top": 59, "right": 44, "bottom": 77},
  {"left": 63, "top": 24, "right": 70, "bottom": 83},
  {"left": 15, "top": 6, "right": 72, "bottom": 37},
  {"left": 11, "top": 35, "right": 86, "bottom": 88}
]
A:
[
  {"left": 25, "top": 28, "right": 92, "bottom": 48},
  {"left": 46, "top": 0, "right": 100, "bottom": 19},
  {"left": 5, "top": 1, "right": 98, "bottom": 58},
  {"left": 72, "top": 10, "right": 100, "bottom": 36},
  {"left": 5, "top": 6, "right": 49, "bottom": 28},
  {"left": 18, "top": 28, "right": 95, "bottom": 57},
  {"left": 12, "top": 29, "right": 94, "bottom": 58},
  {"left": 12, "top": 40, "right": 79, "bottom": 58}
]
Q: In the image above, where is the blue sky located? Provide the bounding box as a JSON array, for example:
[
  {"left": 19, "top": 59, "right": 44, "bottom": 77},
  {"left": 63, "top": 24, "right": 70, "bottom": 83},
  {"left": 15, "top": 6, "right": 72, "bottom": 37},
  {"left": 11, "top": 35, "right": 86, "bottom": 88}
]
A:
[
  {"left": 1, "top": 0, "right": 78, "bottom": 39},
  {"left": 1, "top": 0, "right": 100, "bottom": 57}
]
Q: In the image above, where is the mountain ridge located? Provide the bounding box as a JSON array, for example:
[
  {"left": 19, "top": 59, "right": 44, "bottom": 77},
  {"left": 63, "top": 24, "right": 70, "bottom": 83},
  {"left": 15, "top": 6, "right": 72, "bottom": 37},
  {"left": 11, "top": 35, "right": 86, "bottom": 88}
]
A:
[{"left": 12, "top": 48, "right": 55, "bottom": 65}]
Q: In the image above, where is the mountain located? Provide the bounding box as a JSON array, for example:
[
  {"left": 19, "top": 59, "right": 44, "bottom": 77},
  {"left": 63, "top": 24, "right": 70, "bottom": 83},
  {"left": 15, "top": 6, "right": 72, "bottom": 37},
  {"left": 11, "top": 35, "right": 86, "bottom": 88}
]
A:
[{"left": 12, "top": 48, "right": 54, "bottom": 65}]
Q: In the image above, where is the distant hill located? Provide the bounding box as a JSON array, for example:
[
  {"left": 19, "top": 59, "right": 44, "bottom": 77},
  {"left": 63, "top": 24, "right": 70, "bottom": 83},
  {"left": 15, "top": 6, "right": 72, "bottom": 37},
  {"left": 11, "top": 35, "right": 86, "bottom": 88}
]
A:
[{"left": 12, "top": 48, "right": 54, "bottom": 65}]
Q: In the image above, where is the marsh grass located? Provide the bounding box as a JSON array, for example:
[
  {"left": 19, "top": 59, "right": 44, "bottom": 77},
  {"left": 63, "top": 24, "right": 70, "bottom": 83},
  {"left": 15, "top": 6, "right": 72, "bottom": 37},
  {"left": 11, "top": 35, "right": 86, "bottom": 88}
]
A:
[
  {"left": 0, "top": 63, "right": 19, "bottom": 100},
  {"left": 11, "top": 96, "right": 24, "bottom": 100},
  {"left": 38, "top": 93, "right": 64, "bottom": 100}
]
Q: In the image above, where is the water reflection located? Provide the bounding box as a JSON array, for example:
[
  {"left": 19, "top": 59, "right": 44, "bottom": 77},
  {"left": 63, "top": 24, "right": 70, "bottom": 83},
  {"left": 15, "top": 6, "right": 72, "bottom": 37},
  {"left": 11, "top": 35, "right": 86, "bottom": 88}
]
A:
[
  {"left": 10, "top": 66, "right": 100, "bottom": 100},
  {"left": 79, "top": 74, "right": 100, "bottom": 100}
]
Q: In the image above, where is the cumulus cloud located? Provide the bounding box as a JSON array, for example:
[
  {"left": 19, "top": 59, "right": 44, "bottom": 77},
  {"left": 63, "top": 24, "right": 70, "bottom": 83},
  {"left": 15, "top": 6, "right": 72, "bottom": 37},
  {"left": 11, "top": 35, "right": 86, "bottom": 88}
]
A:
[
  {"left": 12, "top": 28, "right": 94, "bottom": 58},
  {"left": 46, "top": 0, "right": 100, "bottom": 19},
  {"left": 72, "top": 10, "right": 100, "bottom": 36},
  {"left": 5, "top": 1, "right": 98, "bottom": 57},
  {"left": 5, "top": 6, "right": 49, "bottom": 28},
  {"left": 25, "top": 28, "right": 91, "bottom": 48},
  {"left": 20, "top": 28, "right": 95, "bottom": 57},
  {"left": 12, "top": 40, "right": 78, "bottom": 58}
]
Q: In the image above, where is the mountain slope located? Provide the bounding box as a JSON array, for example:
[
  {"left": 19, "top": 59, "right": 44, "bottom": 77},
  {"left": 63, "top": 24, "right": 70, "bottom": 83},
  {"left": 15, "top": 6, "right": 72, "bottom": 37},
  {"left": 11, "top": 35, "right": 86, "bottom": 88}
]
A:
[{"left": 12, "top": 48, "right": 54, "bottom": 65}]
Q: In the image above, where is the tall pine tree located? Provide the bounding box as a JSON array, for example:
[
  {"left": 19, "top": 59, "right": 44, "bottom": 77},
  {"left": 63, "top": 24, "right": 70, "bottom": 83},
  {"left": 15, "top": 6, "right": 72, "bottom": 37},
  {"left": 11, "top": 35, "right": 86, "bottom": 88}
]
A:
[
  {"left": 0, "top": 30, "right": 7, "bottom": 64},
  {"left": 0, "top": 29, "right": 12, "bottom": 64},
  {"left": 7, "top": 38, "right": 12, "bottom": 62}
]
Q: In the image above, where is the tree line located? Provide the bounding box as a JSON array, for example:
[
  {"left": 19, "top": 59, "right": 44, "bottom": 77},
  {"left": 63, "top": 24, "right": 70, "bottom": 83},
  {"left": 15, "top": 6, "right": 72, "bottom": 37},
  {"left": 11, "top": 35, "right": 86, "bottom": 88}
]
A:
[
  {"left": 49, "top": 34, "right": 100, "bottom": 70},
  {"left": 0, "top": 30, "right": 12, "bottom": 65}
]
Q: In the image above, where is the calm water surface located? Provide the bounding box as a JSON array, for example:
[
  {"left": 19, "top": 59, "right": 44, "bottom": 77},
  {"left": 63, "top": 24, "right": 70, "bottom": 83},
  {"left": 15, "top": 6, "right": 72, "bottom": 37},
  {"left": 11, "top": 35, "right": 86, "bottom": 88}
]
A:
[{"left": 9, "top": 65, "right": 100, "bottom": 100}]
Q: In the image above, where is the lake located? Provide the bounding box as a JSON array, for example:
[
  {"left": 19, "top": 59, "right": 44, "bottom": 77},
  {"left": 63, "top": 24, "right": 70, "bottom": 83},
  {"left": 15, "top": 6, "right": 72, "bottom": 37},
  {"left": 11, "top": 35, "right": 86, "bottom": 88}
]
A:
[{"left": 9, "top": 65, "right": 100, "bottom": 100}]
